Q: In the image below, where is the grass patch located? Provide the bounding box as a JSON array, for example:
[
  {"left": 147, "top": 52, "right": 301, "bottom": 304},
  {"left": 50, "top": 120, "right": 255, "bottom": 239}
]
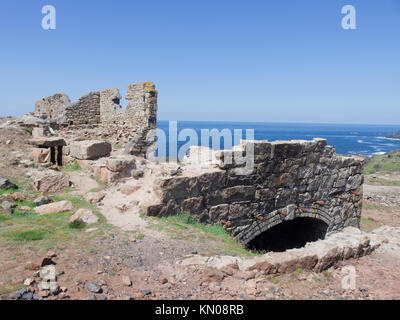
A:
[
  {"left": 295, "top": 268, "right": 303, "bottom": 275},
  {"left": 68, "top": 220, "right": 86, "bottom": 230},
  {"left": 0, "top": 187, "right": 18, "bottom": 197},
  {"left": 113, "top": 144, "right": 123, "bottom": 150},
  {"left": 3, "top": 229, "right": 48, "bottom": 241},
  {"left": 361, "top": 217, "right": 373, "bottom": 225},
  {"left": 322, "top": 271, "right": 331, "bottom": 281},
  {"left": 151, "top": 213, "right": 259, "bottom": 258},
  {"left": 362, "top": 202, "right": 393, "bottom": 212},
  {"left": 364, "top": 151, "right": 400, "bottom": 174},
  {"left": 0, "top": 215, "right": 11, "bottom": 222},
  {"left": 63, "top": 161, "right": 81, "bottom": 172}
]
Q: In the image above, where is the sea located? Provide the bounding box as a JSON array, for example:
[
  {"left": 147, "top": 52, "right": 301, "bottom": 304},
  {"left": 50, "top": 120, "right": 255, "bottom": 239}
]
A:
[{"left": 157, "top": 121, "right": 400, "bottom": 158}]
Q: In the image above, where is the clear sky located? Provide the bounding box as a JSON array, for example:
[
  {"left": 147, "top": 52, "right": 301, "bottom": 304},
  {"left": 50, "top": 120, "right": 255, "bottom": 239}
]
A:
[{"left": 0, "top": 0, "right": 399, "bottom": 124}]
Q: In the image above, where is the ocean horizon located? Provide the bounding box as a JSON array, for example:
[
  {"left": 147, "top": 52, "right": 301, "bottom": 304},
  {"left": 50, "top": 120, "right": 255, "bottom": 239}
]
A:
[{"left": 157, "top": 121, "right": 400, "bottom": 157}]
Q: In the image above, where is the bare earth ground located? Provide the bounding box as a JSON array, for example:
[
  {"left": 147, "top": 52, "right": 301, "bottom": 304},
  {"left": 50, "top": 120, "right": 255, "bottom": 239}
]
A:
[{"left": 0, "top": 125, "right": 400, "bottom": 300}]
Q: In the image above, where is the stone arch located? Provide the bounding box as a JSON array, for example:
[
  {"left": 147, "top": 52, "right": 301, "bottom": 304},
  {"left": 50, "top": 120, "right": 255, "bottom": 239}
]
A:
[{"left": 237, "top": 204, "right": 333, "bottom": 249}]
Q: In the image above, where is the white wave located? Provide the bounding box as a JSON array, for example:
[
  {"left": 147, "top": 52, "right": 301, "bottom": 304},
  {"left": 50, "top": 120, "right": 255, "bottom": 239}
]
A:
[
  {"left": 372, "top": 152, "right": 386, "bottom": 155},
  {"left": 377, "top": 136, "right": 400, "bottom": 141}
]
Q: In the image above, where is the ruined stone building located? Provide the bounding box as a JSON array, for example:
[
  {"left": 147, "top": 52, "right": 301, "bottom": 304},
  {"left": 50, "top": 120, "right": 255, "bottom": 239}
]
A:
[
  {"left": 34, "top": 82, "right": 158, "bottom": 157},
  {"left": 29, "top": 82, "right": 364, "bottom": 250}
]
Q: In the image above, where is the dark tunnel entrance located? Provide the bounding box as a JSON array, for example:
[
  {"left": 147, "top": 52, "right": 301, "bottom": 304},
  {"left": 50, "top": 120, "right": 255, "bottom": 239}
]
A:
[{"left": 247, "top": 217, "right": 329, "bottom": 253}]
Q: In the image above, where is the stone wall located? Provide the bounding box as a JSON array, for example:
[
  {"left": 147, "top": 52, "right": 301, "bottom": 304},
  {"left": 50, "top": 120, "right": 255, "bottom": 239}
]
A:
[
  {"left": 99, "top": 88, "right": 122, "bottom": 124},
  {"left": 147, "top": 138, "right": 364, "bottom": 245},
  {"left": 63, "top": 91, "right": 101, "bottom": 125},
  {"left": 124, "top": 83, "right": 158, "bottom": 157},
  {"left": 34, "top": 93, "right": 70, "bottom": 120},
  {"left": 33, "top": 82, "right": 158, "bottom": 157}
]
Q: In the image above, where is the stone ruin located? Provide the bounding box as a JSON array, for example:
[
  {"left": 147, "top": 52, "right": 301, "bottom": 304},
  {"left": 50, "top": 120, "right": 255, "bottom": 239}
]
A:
[
  {"left": 147, "top": 139, "right": 364, "bottom": 250},
  {"left": 33, "top": 82, "right": 158, "bottom": 157},
  {"left": 26, "top": 82, "right": 365, "bottom": 252}
]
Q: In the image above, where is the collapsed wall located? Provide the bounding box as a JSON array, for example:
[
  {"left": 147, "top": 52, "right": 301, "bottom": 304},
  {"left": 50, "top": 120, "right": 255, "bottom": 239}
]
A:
[
  {"left": 33, "top": 82, "right": 158, "bottom": 157},
  {"left": 146, "top": 138, "right": 364, "bottom": 246},
  {"left": 35, "top": 93, "right": 71, "bottom": 120}
]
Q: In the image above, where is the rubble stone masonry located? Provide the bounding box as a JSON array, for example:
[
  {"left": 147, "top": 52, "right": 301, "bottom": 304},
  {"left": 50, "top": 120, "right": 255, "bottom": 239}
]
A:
[
  {"left": 33, "top": 82, "right": 158, "bottom": 157},
  {"left": 148, "top": 138, "right": 364, "bottom": 245}
]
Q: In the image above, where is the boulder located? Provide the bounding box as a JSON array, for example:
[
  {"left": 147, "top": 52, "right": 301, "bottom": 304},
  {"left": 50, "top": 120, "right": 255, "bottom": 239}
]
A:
[
  {"left": 122, "top": 276, "right": 132, "bottom": 287},
  {"left": 69, "top": 209, "right": 99, "bottom": 225},
  {"left": 0, "top": 177, "right": 17, "bottom": 189},
  {"left": 34, "top": 200, "right": 73, "bottom": 215},
  {"left": 29, "top": 148, "right": 51, "bottom": 164},
  {"left": 30, "top": 170, "right": 70, "bottom": 193},
  {"left": 84, "top": 192, "right": 106, "bottom": 204},
  {"left": 87, "top": 282, "right": 102, "bottom": 294},
  {"left": 69, "top": 140, "right": 112, "bottom": 160},
  {"left": 34, "top": 196, "right": 52, "bottom": 207},
  {"left": 11, "top": 192, "right": 25, "bottom": 202},
  {"left": 120, "top": 185, "right": 140, "bottom": 195},
  {"left": 1, "top": 201, "right": 17, "bottom": 210},
  {"left": 106, "top": 157, "right": 136, "bottom": 173}
]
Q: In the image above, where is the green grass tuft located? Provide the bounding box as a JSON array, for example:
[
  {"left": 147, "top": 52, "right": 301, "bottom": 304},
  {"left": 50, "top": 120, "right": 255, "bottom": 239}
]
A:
[
  {"left": 63, "top": 161, "right": 81, "bottom": 172},
  {"left": 4, "top": 229, "right": 48, "bottom": 241},
  {"left": 155, "top": 213, "right": 259, "bottom": 258},
  {"left": 364, "top": 150, "right": 400, "bottom": 174},
  {"left": 68, "top": 220, "right": 86, "bottom": 230}
]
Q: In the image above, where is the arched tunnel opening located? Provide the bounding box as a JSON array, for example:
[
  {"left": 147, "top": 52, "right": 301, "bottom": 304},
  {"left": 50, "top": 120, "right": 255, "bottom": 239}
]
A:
[{"left": 246, "top": 217, "right": 329, "bottom": 253}]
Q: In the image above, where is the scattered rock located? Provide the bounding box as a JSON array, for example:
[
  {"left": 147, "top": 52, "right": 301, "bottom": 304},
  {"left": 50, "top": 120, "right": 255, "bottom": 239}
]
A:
[
  {"left": 19, "top": 206, "right": 31, "bottom": 213},
  {"left": 24, "top": 278, "right": 35, "bottom": 286},
  {"left": 120, "top": 185, "right": 140, "bottom": 196},
  {"left": 10, "top": 288, "right": 27, "bottom": 300},
  {"left": 29, "top": 148, "right": 50, "bottom": 164},
  {"left": 38, "top": 290, "right": 50, "bottom": 298},
  {"left": 34, "top": 196, "right": 52, "bottom": 207},
  {"left": 84, "top": 192, "right": 106, "bottom": 204},
  {"left": 69, "top": 140, "right": 112, "bottom": 160},
  {"left": 34, "top": 200, "right": 73, "bottom": 215},
  {"left": 30, "top": 170, "right": 70, "bottom": 193},
  {"left": 87, "top": 282, "right": 102, "bottom": 294},
  {"left": 69, "top": 208, "right": 99, "bottom": 225},
  {"left": 201, "top": 268, "right": 225, "bottom": 283},
  {"left": 41, "top": 256, "right": 56, "bottom": 267},
  {"left": 0, "top": 177, "right": 17, "bottom": 189},
  {"left": 11, "top": 192, "right": 25, "bottom": 202},
  {"left": 47, "top": 250, "right": 57, "bottom": 258},
  {"left": 115, "top": 204, "right": 128, "bottom": 212},
  {"left": 1, "top": 201, "right": 17, "bottom": 210},
  {"left": 122, "top": 276, "right": 132, "bottom": 287},
  {"left": 25, "top": 261, "right": 41, "bottom": 271},
  {"left": 141, "top": 290, "right": 151, "bottom": 296},
  {"left": 106, "top": 157, "right": 136, "bottom": 173}
]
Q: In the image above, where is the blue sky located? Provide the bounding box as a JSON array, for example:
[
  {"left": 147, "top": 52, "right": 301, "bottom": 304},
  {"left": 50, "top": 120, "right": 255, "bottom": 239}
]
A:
[{"left": 0, "top": 0, "right": 399, "bottom": 124}]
